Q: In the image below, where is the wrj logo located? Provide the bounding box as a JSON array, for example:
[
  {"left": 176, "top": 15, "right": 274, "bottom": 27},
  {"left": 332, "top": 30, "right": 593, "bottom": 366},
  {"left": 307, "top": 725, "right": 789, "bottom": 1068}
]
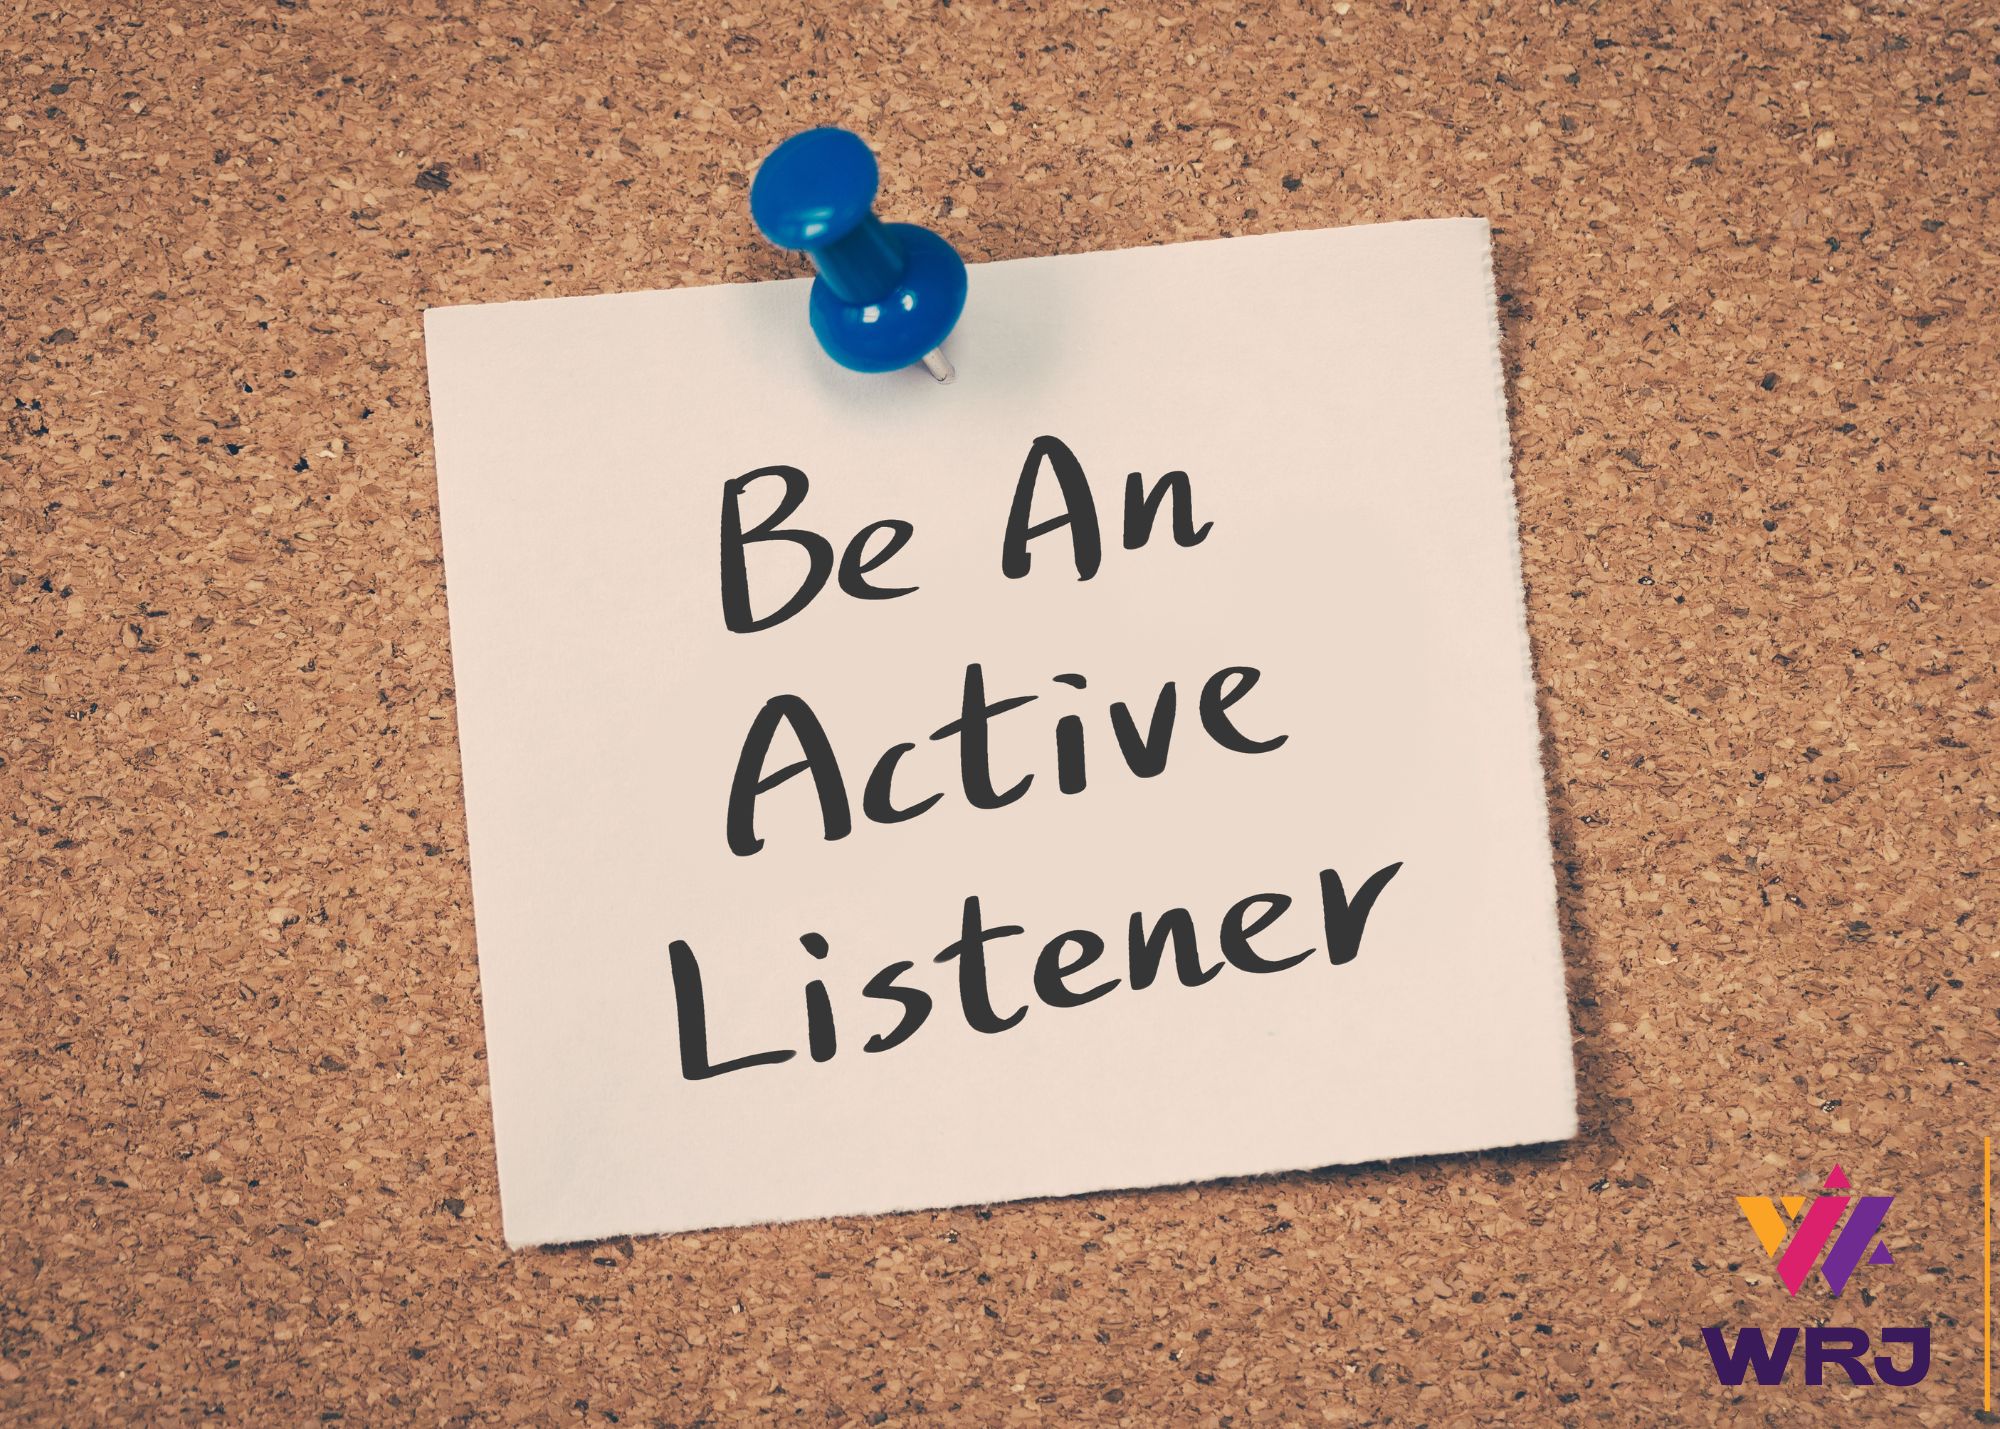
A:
[
  {"left": 1737, "top": 1162, "right": 1895, "bottom": 1297},
  {"left": 1703, "top": 1164, "right": 1930, "bottom": 1388}
]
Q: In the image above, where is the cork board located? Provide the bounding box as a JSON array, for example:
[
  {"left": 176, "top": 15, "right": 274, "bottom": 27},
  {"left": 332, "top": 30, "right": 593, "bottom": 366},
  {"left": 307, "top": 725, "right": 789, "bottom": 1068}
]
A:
[{"left": 2, "top": 2, "right": 1992, "bottom": 1424}]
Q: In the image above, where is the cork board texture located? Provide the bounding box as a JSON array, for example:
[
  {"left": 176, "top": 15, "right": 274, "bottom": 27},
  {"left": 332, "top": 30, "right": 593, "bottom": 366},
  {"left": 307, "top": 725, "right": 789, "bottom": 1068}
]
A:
[{"left": 2, "top": 1, "right": 1993, "bottom": 1424}]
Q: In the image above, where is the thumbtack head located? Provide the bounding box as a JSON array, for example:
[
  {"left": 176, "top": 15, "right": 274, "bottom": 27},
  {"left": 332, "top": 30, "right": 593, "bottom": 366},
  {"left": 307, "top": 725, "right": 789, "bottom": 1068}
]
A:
[{"left": 749, "top": 127, "right": 878, "bottom": 251}]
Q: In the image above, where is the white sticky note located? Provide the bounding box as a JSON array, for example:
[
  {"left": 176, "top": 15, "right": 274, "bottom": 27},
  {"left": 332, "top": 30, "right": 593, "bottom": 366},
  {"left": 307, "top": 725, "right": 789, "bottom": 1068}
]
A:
[{"left": 425, "top": 219, "right": 1575, "bottom": 1246}]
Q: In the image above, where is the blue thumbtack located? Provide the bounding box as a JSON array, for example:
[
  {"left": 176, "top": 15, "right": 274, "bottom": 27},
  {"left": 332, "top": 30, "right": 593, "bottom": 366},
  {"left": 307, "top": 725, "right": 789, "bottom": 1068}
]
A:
[{"left": 750, "top": 127, "right": 968, "bottom": 383}]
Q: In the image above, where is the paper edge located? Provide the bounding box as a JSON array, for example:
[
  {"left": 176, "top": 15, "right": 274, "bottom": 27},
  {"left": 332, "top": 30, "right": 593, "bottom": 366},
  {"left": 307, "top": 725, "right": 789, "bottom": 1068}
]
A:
[
  {"left": 500, "top": 1112, "right": 1581, "bottom": 1248},
  {"left": 1470, "top": 219, "right": 1582, "bottom": 1147},
  {"left": 421, "top": 303, "right": 523, "bottom": 1244},
  {"left": 418, "top": 216, "right": 1495, "bottom": 320}
]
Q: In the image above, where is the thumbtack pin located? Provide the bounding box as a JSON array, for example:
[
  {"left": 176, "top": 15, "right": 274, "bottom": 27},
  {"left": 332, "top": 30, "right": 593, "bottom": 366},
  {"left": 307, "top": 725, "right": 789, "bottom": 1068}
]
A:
[
  {"left": 918, "top": 348, "right": 956, "bottom": 384},
  {"left": 750, "top": 127, "right": 968, "bottom": 383}
]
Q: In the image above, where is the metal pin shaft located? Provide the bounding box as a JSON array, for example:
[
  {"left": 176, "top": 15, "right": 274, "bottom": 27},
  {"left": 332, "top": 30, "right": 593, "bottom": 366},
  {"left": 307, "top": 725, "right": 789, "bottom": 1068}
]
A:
[{"left": 919, "top": 346, "right": 956, "bottom": 384}]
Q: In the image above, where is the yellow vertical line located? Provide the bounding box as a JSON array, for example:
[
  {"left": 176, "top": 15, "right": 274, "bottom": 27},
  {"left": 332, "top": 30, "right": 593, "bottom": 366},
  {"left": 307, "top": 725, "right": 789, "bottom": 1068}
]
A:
[{"left": 1985, "top": 1135, "right": 1992, "bottom": 1413}]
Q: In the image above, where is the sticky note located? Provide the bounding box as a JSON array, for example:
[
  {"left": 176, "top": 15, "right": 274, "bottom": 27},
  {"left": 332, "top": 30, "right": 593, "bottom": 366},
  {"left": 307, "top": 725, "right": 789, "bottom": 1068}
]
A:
[{"left": 424, "top": 218, "right": 1575, "bottom": 1246}]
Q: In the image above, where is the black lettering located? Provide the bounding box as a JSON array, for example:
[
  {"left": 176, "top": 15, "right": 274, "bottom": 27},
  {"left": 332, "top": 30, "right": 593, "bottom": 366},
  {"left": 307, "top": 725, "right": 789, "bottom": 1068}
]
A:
[
  {"left": 1128, "top": 906, "right": 1222, "bottom": 989},
  {"left": 1122, "top": 469, "right": 1212, "bottom": 550},
  {"left": 727, "top": 695, "right": 850, "bottom": 857},
  {"left": 801, "top": 933, "right": 836, "bottom": 1063},
  {"left": 1054, "top": 715, "right": 1086, "bottom": 794},
  {"left": 1001, "top": 435, "right": 1102, "bottom": 581},
  {"left": 1219, "top": 892, "right": 1311, "bottom": 973},
  {"left": 863, "top": 742, "right": 942, "bottom": 825},
  {"left": 1053, "top": 672, "right": 1088, "bottom": 793},
  {"left": 1321, "top": 863, "right": 1403, "bottom": 965},
  {"left": 669, "top": 939, "right": 795, "bottom": 1079},
  {"left": 930, "top": 663, "right": 1037, "bottom": 810},
  {"left": 838, "top": 519, "right": 917, "bottom": 602},
  {"left": 1034, "top": 931, "right": 1119, "bottom": 1008},
  {"left": 720, "top": 465, "right": 834, "bottom": 633},
  {"left": 860, "top": 960, "right": 933, "bottom": 1054},
  {"left": 1109, "top": 683, "right": 1176, "bottom": 778},
  {"left": 1199, "top": 666, "right": 1287, "bottom": 754},
  {"left": 933, "top": 895, "right": 1028, "bottom": 1033}
]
